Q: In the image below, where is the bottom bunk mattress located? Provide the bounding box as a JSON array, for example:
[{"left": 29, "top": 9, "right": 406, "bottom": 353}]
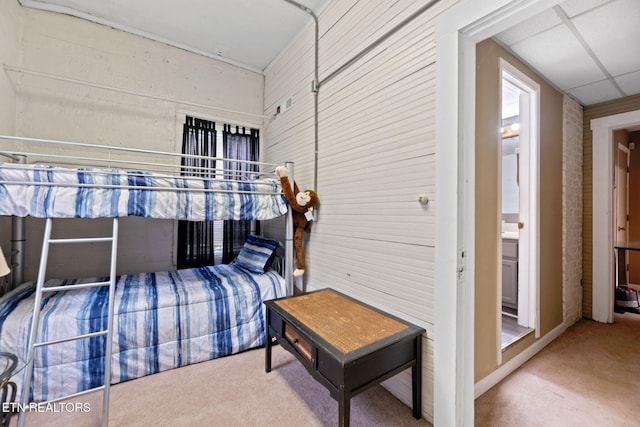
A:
[{"left": 0, "top": 264, "right": 286, "bottom": 403}]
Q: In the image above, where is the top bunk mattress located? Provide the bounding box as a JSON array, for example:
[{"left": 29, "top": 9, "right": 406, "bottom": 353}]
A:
[{"left": 0, "top": 163, "right": 288, "bottom": 221}]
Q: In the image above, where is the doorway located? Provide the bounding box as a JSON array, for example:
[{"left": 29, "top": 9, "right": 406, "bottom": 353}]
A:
[
  {"left": 615, "top": 141, "right": 630, "bottom": 285},
  {"left": 592, "top": 110, "right": 640, "bottom": 323},
  {"left": 499, "top": 60, "right": 539, "bottom": 349},
  {"left": 435, "top": 0, "right": 572, "bottom": 424}
]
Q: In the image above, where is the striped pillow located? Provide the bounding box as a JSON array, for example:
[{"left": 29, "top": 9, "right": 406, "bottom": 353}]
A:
[{"left": 233, "top": 235, "right": 280, "bottom": 274}]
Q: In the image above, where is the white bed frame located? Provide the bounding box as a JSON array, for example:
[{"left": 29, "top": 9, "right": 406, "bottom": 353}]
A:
[{"left": 0, "top": 135, "right": 294, "bottom": 427}]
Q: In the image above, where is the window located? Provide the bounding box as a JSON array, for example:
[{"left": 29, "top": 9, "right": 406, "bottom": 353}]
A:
[{"left": 177, "top": 116, "right": 260, "bottom": 268}]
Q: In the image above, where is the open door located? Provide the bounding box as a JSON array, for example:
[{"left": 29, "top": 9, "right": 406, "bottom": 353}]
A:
[
  {"left": 615, "top": 142, "right": 630, "bottom": 285},
  {"left": 613, "top": 142, "right": 630, "bottom": 292},
  {"left": 499, "top": 59, "right": 540, "bottom": 349}
]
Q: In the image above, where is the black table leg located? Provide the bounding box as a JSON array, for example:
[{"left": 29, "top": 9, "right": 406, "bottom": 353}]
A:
[
  {"left": 615, "top": 247, "right": 625, "bottom": 313},
  {"left": 412, "top": 336, "right": 422, "bottom": 419},
  {"left": 617, "top": 247, "right": 626, "bottom": 286},
  {"left": 265, "top": 309, "right": 272, "bottom": 373},
  {"left": 338, "top": 385, "right": 350, "bottom": 427}
]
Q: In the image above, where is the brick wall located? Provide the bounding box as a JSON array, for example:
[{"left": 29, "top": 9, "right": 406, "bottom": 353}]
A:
[{"left": 563, "top": 95, "right": 583, "bottom": 324}]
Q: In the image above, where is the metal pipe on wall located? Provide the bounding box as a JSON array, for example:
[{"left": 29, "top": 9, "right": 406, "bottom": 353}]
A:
[
  {"left": 318, "top": 0, "right": 442, "bottom": 88},
  {"left": 312, "top": 16, "right": 319, "bottom": 193},
  {"left": 282, "top": 0, "right": 442, "bottom": 193},
  {"left": 281, "top": 0, "right": 319, "bottom": 191},
  {"left": 3, "top": 65, "right": 271, "bottom": 120}
]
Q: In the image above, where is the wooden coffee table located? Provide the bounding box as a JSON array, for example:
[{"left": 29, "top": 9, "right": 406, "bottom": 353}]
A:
[{"left": 264, "top": 288, "right": 425, "bottom": 427}]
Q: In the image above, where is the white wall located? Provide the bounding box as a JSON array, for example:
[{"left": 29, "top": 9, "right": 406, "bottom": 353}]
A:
[
  {"left": 4, "top": 6, "right": 265, "bottom": 281},
  {"left": 0, "top": 0, "right": 22, "bottom": 282},
  {"left": 0, "top": 0, "right": 23, "bottom": 279},
  {"left": 0, "top": 0, "right": 20, "bottom": 134},
  {"left": 262, "top": 1, "right": 454, "bottom": 421}
]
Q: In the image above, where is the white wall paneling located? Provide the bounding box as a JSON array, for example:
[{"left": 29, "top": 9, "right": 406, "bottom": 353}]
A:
[{"left": 263, "top": 0, "right": 450, "bottom": 423}]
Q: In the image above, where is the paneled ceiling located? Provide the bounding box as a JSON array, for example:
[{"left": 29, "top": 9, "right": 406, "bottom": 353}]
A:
[
  {"left": 495, "top": 0, "right": 640, "bottom": 106},
  {"left": 17, "top": 0, "right": 640, "bottom": 106}
]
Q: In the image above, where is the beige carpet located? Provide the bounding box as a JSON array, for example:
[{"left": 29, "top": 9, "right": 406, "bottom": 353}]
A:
[
  {"left": 13, "top": 313, "right": 640, "bottom": 426},
  {"left": 476, "top": 312, "right": 640, "bottom": 427},
  {"left": 14, "top": 344, "right": 430, "bottom": 427}
]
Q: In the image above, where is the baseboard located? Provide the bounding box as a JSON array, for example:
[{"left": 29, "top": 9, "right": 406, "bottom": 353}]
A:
[{"left": 474, "top": 321, "right": 568, "bottom": 398}]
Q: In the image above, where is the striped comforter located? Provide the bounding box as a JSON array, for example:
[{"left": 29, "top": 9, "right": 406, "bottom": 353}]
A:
[
  {"left": 0, "top": 163, "right": 288, "bottom": 220},
  {"left": 0, "top": 264, "right": 286, "bottom": 403}
]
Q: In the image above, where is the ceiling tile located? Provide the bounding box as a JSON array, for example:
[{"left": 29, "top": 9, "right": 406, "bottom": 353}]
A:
[
  {"left": 494, "top": 8, "right": 561, "bottom": 47},
  {"left": 558, "top": 0, "right": 614, "bottom": 18},
  {"left": 571, "top": 0, "right": 640, "bottom": 76},
  {"left": 507, "top": 24, "right": 605, "bottom": 90},
  {"left": 616, "top": 70, "right": 640, "bottom": 97},
  {"left": 566, "top": 79, "right": 622, "bottom": 105}
]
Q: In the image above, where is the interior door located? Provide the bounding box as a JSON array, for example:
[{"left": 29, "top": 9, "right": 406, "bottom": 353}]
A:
[
  {"left": 615, "top": 143, "right": 629, "bottom": 285},
  {"left": 503, "top": 64, "right": 537, "bottom": 332},
  {"left": 500, "top": 59, "right": 539, "bottom": 339}
]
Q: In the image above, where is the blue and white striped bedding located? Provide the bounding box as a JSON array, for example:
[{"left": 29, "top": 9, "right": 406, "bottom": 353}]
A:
[
  {"left": 0, "top": 264, "right": 286, "bottom": 403},
  {"left": 0, "top": 163, "right": 288, "bottom": 221}
]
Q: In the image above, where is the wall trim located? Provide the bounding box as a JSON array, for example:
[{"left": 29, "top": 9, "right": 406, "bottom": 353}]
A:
[{"left": 474, "top": 321, "right": 567, "bottom": 398}]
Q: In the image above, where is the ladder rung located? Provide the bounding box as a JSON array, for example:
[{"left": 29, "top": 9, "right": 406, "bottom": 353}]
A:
[
  {"left": 34, "top": 330, "right": 108, "bottom": 348},
  {"left": 42, "top": 280, "right": 112, "bottom": 292},
  {"left": 49, "top": 237, "right": 114, "bottom": 244},
  {"left": 18, "top": 217, "right": 119, "bottom": 427},
  {"left": 42, "top": 385, "right": 106, "bottom": 404}
]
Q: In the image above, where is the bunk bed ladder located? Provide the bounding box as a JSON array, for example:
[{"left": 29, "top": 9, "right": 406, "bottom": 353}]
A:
[{"left": 17, "top": 218, "right": 119, "bottom": 427}]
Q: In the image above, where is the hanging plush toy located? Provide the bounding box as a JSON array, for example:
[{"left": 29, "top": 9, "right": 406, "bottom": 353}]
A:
[{"left": 275, "top": 165, "right": 319, "bottom": 277}]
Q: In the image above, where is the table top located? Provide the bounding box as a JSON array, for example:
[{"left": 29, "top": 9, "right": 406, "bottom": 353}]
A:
[
  {"left": 267, "top": 288, "right": 425, "bottom": 360},
  {"left": 614, "top": 241, "right": 640, "bottom": 251}
]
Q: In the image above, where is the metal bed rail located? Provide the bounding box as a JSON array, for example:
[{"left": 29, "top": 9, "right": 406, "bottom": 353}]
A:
[
  {"left": 0, "top": 134, "right": 295, "bottom": 294},
  {"left": 0, "top": 135, "right": 279, "bottom": 180}
]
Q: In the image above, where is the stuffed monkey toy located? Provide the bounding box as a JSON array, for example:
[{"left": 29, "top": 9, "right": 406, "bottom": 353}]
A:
[{"left": 275, "top": 165, "right": 319, "bottom": 277}]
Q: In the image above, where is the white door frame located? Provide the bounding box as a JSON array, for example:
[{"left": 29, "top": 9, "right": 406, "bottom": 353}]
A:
[
  {"left": 500, "top": 59, "right": 541, "bottom": 335},
  {"left": 435, "top": 0, "right": 560, "bottom": 425},
  {"left": 591, "top": 109, "right": 640, "bottom": 323}
]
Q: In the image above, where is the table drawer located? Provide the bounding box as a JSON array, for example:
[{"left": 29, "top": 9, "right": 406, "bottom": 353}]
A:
[{"left": 284, "top": 324, "right": 313, "bottom": 363}]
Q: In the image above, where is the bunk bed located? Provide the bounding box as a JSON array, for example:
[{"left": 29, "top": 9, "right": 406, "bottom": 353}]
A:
[{"left": 0, "top": 136, "right": 294, "bottom": 411}]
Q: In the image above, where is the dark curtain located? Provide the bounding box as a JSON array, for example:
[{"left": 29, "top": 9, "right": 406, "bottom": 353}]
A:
[
  {"left": 178, "top": 118, "right": 260, "bottom": 268},
  {"left": 177, "top": 116, "right": 217, "bottom": 268},
  {"left": 221, "top": 125, "right": 260, "bottom": 263}
]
